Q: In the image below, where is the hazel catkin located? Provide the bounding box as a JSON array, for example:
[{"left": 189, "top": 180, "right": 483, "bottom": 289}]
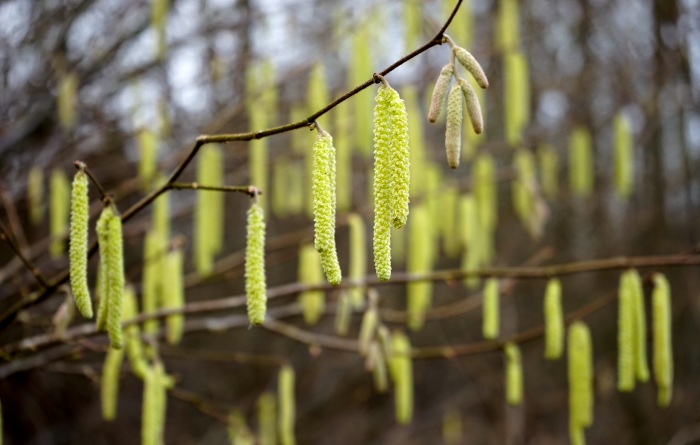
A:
[
  {"left": 245, "top": 203, "right": 267, "bottom": 325},
  {"left": 652, "top": 273, "right": 673, "bottom": 407},
  {"left": 97, "top": 205, "right": 125, "bottom": 350},
  {"left": 568, "top": 321, "right": 594, "bottom": 442},
  {"left": 483, "top": 278, "right": 500, "bottom": 339},
  {"left": 278, "top": 365, "right": 296, "bottom": 445},
  {"left": 69, "top": 170, "right": 93, "bottom": 318},
  {"left": 373, "top": 84, "right": 393, "bottom": 281},
  {"left": 504, "top": 342, "right": 523, "bottom": 406},
  {"left": 453, "top": 47, "right": 489, "bottom": 89},
  {"left": 428, "top": 64, "right": 454, "bottom": 123},
  {"left": 445, "top": 84, "right": 463, "bottom": 169},
  {"left": 544, "top": 278, "right": 564, "bottom": 360}
]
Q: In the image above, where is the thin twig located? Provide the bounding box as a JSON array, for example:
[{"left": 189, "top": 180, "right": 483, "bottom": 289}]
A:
[
  {"left": 74, "top": 161, "right": 109, "bottom": 201},
  {"left": 168, "top": 182, "right": 261, "bottom": 197},
  {"left": 0, "top": 222, "right": 49, "bottom": 287}
]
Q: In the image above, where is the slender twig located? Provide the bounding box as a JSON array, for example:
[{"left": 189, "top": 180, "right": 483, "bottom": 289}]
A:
[
  {"left": 74, "top": 161, "right": 109, "bottom": 201},
  {"left": 0, "top": 222, "right": 49, "bottom": 287},
  {"left": 168, "top": 182, "right": 261, "bottom": 197}
]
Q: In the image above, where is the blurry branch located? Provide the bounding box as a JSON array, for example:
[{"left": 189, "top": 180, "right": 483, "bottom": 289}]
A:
[
  {"left": 0, "top": 222, "right": 49, "bottom": 288},
  {"left": 168, "top": 182, "right": 262, "bottom": 197},
  {"left": 74, "top": 161, "right": 109, "bottom": 202},
  {"left": 160, "top": 345, "right": 284, "bottom": 367},
  {"left": 168, "top": 387, "right": 232, "bottom": 425}
]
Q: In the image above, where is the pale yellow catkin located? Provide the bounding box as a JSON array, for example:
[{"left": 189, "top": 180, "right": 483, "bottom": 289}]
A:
[
  {"left": 453, "top": 47, "right": 489, "bottom": 89},
  {"left": 298, "top": 244, "right": 325, "bottom": 325},
  {"left": 483, "top": 278, "right": 500, "bottom": 339},
  {"left": 334, "top": 111, "right": 352, "bottom": 213},
  {"left": 57, "top": 72, "right": 78, "bottom": 130},
  {"left": 69, "top": 170, "right": 93, "bottom": 318},
  {"left": 195, "top": 145, "right": 223, "bottom": 277},
  {"left": 28, "top": 166, "right": 44, "bottom": 225},
  {"left": 438, "top": 181, "right": 460, "bottom": 259},
  {"left": 312, "top": 130, "right": 337, "bottom": 254},
  {"left": 373, "top": 85, "right": 393, "bottom": 281},
  {"left": 257, "top": 392, "right": 277, "bottom": 445},
  {"left": 569, "top": 126, "right": 594, "bottom": 196},
  {"left": 164, "top": 247, "right": 185, "bottom": 343},
  {"left": 457, "top": 77, "right": 484, "bottom": 134},
  {"left": 613, "top": 112, "right": 634, "bottom": 199},
  {"left": 141, "top": 230, "right": 161, "bottom": 336},
  {"left": 544, "top": 278, "right": 564, "bottom": 360},
  {"left": 628, "top": 269, "right": 650, "bottom": 383},
  {"left": 404, "top": 86, "right": 428, "bottom": 197},
  {"left": 348, "top": 213, "right": 367, "bottom": 308},
  {"left": 50, "top": 169, "right": 70, "bottom": 259},
  {"left": 278, "top": 366, "right": 296, "bottom": 445},
  {"left": 385, "top": 86, "right": 410, "bottom": 230},
  {"left": 245, "top": 203, "right": 267, "bottom": 325},
  {"left": 350, "top": 25, "right": 374, "bottom": 156},
  {"left": 503, "top": 51, "right": 530, "bottom": 146},
  {"left": 617, "top": 271, "right": 635, "bottom": 392},
  {"left": 568, "top": 321, "right": 594, "bottom": 440},
  {"left": 652, "top": 273, "right": 673, "bottom": 407},
  {"left": 504, "top": 342, "right": 523, "bottom": 406},
  {"left": 407, "top": 205, "right": 432, "bottom": 331},
  {"left": 428, "top": 64, "right": 454, "bottom": 123},
  {"left": 474, "top": 154, "right": 497, "bottom": 233},
  {"left": 460, "top": 194, "right": 481, "bottom": 289},
  {"left": 495, "top": 0, "right": 520, "bottom": 52},
  {"left": 389, "top": 331, "right": 413, "bottom": 425},
  {"left": 123, "top": 286, "right": 148, "bottom": 378},
  {"left": 445, "top": 84, "right": 463, "bottom": 169}
]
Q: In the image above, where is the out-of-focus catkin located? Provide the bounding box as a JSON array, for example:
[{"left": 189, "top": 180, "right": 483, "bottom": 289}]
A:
[
  {"left": 483, "top": 278, "right": 500, "bottom": 339},
  {"left": 628, "top": 269, "right": 650, "bottom": 383},
  {"left": 298, "top": 244, "right": 324, "bottom": 325},
  {"left": 195, "top": 144, "right": 223, "bottom": 277},
  {"left": 348, "top": 213, "right": 367, "bottom": 308},
  {"left": 137, "top": 129, "right": 158, "bottom": 190},
  {"left": 617, "top": 271, "right": 635, "bottom": 391},
  {"left": 544, "top": 278, "right": 564, "bottom": 360},
  {"left": 164, "top": 246, "right": 185, "bottom": 343},
  {"left": 504, "top": 342, "right": 523, "bottom": 406},
  {"left": 69, "top": 170, "right": 93, "bottom": 318},
  {"left": 652, "top": 273, "right": 673, "bottom": 407},
  {"left": 428, "top": 64, "right": 454, "bottom": 123},
  {"left": 257, "top": 392, "right": 277, "bottom": 445},
  {"left": 101, "top": 342, "right": 124, "bottom": 421},
  {"left": 568, "top": 321, "right": 594, "bottom": 443},
  {"left": 407, "top": 205, "right": 432, "bottom": 330},
  {"left": 28, "top": 167, "right": 44, "bottom": 225},
  {"left": 389, "top": 331, "right": 413, "bottom": 424},
  {"left": 445, "top": 84, "right": 463, "bottom": 169},
  {"left": 538, "top": 143, "right": 559, "bottom": 198},
  {"left": 278, "top": 365, "right": 296, "bottom": 445},
  {"left": 245, "top": 203, "right": 267, "bottom": 325},
  {"left": 569, "top": 126, "right": 594, "bottom": 196},
  {"left": 613, "top": 112, "right": 634, "bottom": 199},
  {"left": 50, "top": 169, "right": 70, "bottom": 259}
]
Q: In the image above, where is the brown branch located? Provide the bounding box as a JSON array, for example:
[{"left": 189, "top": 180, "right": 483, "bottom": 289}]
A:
[
  {"left": 160, "top": 345, "right": 284, "bottom": 367},
  {"left": 0, "top": 222, "right": 49, "bottom": 288},
  {"left": 74, "top": 160, "right": 109, "bottom": 201},
  {"left": 168, "top": 182, "right": 262, "bottom": 197}
]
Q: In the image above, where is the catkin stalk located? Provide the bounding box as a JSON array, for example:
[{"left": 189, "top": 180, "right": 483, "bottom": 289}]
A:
[
  {"left": 504, "top": 342, "right": 523, "bottom": 406},
  {"left": 278, "top": 366, "right": 296, "bottom": 445},
  {"left": 652, "top": 273, "right": 673, "bottom": 407},
  {"left": 544, "top": 278, "right": 564, "bottom": 360},
  {"left": 389, "top": 331, "right": 413, "bottom": 424},
  {"left": 373, "top": 85, "right": 393, "bottom": 281},
  {"left": 298, "top": 244, "right": 325, "bottom": 325},
  {"left": 69, "top": 170, "right": 93, "bottom": 318},
  {"left": 245, "top": 203, "right": 267, "bottom": 325},
  {"left": 445, "top": 84, "right": 463, "bottom": 169},
  {"left": 483, "top": 278, "right": 500, "bottom": 339}
]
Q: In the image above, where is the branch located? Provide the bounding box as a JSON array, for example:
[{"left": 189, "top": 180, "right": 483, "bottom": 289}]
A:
[
  {"left": 168, "top": 182, "right": 262, "bottom": 197},
  {"left": 74, "top": 161, "right": 109, "bottom": 202},
  {"left": 0, "top": 222, "right": 49, "bottom": 288}
]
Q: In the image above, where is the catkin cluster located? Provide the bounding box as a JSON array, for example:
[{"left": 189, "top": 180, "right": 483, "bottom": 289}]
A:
[
  {"left": 617, "top": 269, "right": 649, "bottom": 392},
  {"left": 427, "top": 36, "right": 488, "bottom": 168},
  {"left": 372, "top": 78, "right": 410, "bottom": 281},
  {"left": 245, "top": 202, "right": 267, "bottom": 325},
  {"left": 96, "top": 205, "right": 125, "bottom": 349},
  {"left": 69, "top": 170, "right": 93, "bottom": 318}
]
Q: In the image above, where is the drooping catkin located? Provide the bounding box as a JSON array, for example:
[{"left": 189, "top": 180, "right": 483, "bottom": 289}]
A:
[
  {"left": 445, "top": 84, "right": 464, "bottom": 169},
  {"left": 569, "top": 126, "right": 594, "bottom": 196},
  {"left": 312, "top": 129, "right": 336, "bottom": 254},
  {"left": 428, "top": 64, "right": 454, "bottom": 123},
  {"left": 137, "top": 129, "right": 158, "bottom": 190},
  {"left": 617, "top": 271, "right": 635, "bottom": 391},
  {"left": 407, "top": 205, "right": 432, "bottom": 330},
  {"left": 96, "top": 255, "right": 108, "bottom": 332},
  {"left": 403, "top": 0, "right": 421, "bottom": 51},
  {"left": 123, "top": 286, "right": 148, "bottom": 378},
  {"left": 358, "top": 305, "right": 378, "bottom": 357},
  {"left": 96, "top": 205, "right": 125, "bottom": 349},
  {"left": 568, "top": 321, "right": 594, "bottom": 437},
  {"left": 628, "top": 269, "right": 650, "bottom": 383},
  {"left": 164, "top": 247, "right": 185, "bottom": 343},
  {"left": 150, "top": 0, "right": 169, "bottom": 59},
  {"left": 373, "top": 84, "right": 393, "bottom": 281},
  {"left": 504, "top": 342, "right": 523, "bottom": 406},
  {"left": 404, "top": 86, "right": 428, "bottom": 197},
  {"left": 141, "top": 365, "right": 165, "bottom": 445},
  {"left": 438, "top": 180, "right": 460, "bottom": 259},
  {"left": 57, "top": 71, "right": 78, "bottom": 130},
  {"left": 388, "top": 331, "right": 413, "bottom": 425},
  {"left": 442, "top": 408, "right": 463, "bottom": 445},
  {"left": 194, "top": 145, "right": 224, "bottom": 277},
  {"left": 141, "top": 230, "right": 161, "bottom": 335},
  {"left": 278, "top": 365, "right": 296, "bottom": 445},
  {"left": 544, "top": 278, "right": 564, "bottom": 360},
  {"left": 457, "top": 77, "right": 484, "bottom": 134},
  {"left": 349, "top": 26, "right": 374, "bottom": 156},
  {"left": 652, "top": 273, "right": 673, "bottom": 407},
  {"left": 69, "top": 170, "right": 93, "bottom": 319},
  {"left": 613, "top": 112, "right": 634, "bottom": 199},
  {"left": 495, "top": 0, "right": 520, "bottom": 52},
  {"left": 348, "top": 213, "right": 367, "bottom": 308},
  {"left": 537, "top": 143, "right": 559, "bottom": 198},
  {"left": 513, "top": 148, "right": 541, "bottom": 239},
  {"left": 385, "top": 86, "right": 411, "bottom": 229},
  {"left": 453, "top": 47, "right": 489, "bottom": 89},
  {"left": 248, "top": 62, "right": 275, "bottom": 213},
  {"left": 503, "top": 51, "right": 530, "bottom": 146},
  {"left": 50, "top": 169, "right": 70, "bottom": 258},
  {"left": 367, "top": 341, "right": 388, "bottom": 393},
  {"left": 298, "top": 244, "right": 325, "bottom": 325},
  {"left": 257, "top": 392, "right": 277, "bottom": 445},
  {"left": 320, "top": 249, "right": 342, "bottom": 287},
  {"left": 474, "top": 154, "right": 497, "bottom": 233},
  {"left": 334, "top": 292, "right": 352, "bottom": 336},
  {"left": 272, "top": 158, "right": 288, "bottom": 217},
  {"left": 286, "top": 160, "right": 304, "bottom": 216},
  {"left": 460, "top": 194, "right": 481, "bottom": 289},
  {"left": 245, "top": 203, "right": 267, "bottom": 325},
  {"left": 334, "top": 111, "right": 352, "bottom": 213},
  {"left": 483, "top": 278, "right": 500, "bottom": 339},
  {"left": 101, "top": 340, "right": 125, "bottom": 421},
  {"left": 28, "top": 167, "right": 44, "bottom": 225}
]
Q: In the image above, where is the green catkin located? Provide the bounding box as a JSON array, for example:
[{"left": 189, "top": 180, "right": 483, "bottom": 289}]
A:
[
  {"left": 460, "top": 194, "right": 481, "bottom": 289},
  {"left": 442, "top": 409, "right": 463, "bottom": 445},
  {"left": 453, "top": 47, "right": 489, "bottom": 89},
  {"left": 334, "top": 292, "right": 352, "bottom": 336},
  {"left": 504, "top": 342, "right": 523, "bottom": 406},
  {"left": 457, "top": 77, "right": 484, "bottom": 134},
  {"left": 628, "top": 269, "right": 650, "bottom": 382},
  {"left": 483, "top": 278, "right": 500, "bottom": 339},
  {"left": 298, "top": 244, "right": 325, "bottom": 325},
  {"left": 50, "top": 169, "right": 70, "bottom": 259},
  {"left": 334, "top": 111, "right": 352, "bottom": 213},
  {"left": 503, "top": 51, "right": 530, "bottom": 146},
  {"left": 368, "top": 342, "right": 388, "bottom": 393},
  {"left": 403, "top": 0, "right": 421, "bottom": 51},
  {"left": 404, "top": 86, "right": 427, "bottom": 197},
  {"left": 389, "top": 331, "right": 413, "bottom": 425},
  {"left": 617, "top": 271, "right": 635, "bottom": 391},
  {"left": 426, "top": 165, "right": 442, "bottom": 262},
  {"left": 57, "top": 72, "right": 78, "bottom": 130},
  {"left": 123, "top": 286, "right": 148, "bottom": 378},
  {"left": 96, "top": 205, "right": 125, "bottom": 349},
  {"left": 164, "top": 247, "right": 185, "bottom": 343},
  {"left": 95, "top": 256, "right": 108, "bottom": 331},
  {"left": 439, "top": 180, "right": 460, "bottom": 259},
  {"left": 137, "top": 129, "right": 158, "bottom": 190},
  {"left": 614, "top": 112, "right": 634, "bottom": 199},
  {"left": 141, "top": 365, "right": 162, "bottom": 445},
  {"left": 272, "top": 158, "right": 288, "bottom": 217},
  {"left": 495, "top": 0, "right": 520, "bottom": 53},
  {"left": 312, "top": 130, "right": 336, "bottom": 254},
  {"left": 101, "top": 341, "right": 125, "bottom": 421},
  {"left": 544, "top": 278, "right": 564, "bottom": 360},
  {"left": 428, "top": 64, "right": 454, "bottom": 123},
  {"left": 407, "top": 205, "right": 432, "bottom": 330},
  {"left": 513, "top": 148, "right": 541, "bottom": 239},
  {"left": 151, "top": 0, "right": 169, "bottom": 60},
  {"left": 307, "top": 63, "right": 330, "bottom": 121},
  {"left": 142, "top": 230, "right": 161, "bottom": 335},
  {"left": 348, "top": 213, "right": 367, "bottom": 308},
  {"left": 358, "top": 306, "right": 378, "bottom": 357},
  {"left": 445, "top": 84, "right": 463, "bottom": 169},
  {"left": 569, "top": 126, "right": 594, "bottom": 196},
  {"left": 69, "top": 170, "right": 93, "bottom": 318},
  {"left": 385, "top": 86, "right": 410, "bottom": 229},
  {"left": 350, "top": 26, "right": 374, "bottom": 155},
  {"left": 245, "top": 203, "right": 267, "bottom": 325},
  {"left": 257, "top": 392, "right": 277, "bottom": 445},
  {"left": 537, "top": 143, "right": 559, "bottom": 198},
  {"left": 373, "top": 85, "right": 393, "bottom": 281},
  {"left": 194, "top": 144, "right": 224, "bottom": 276},
  {"left": 320, "top": 249, "right": 342, "bottom": 287},
  {"left": 28, "top": 166, "right": 44, "bottom": 225},
  {"left": 286, "top": 160, "right": 304, "bottom": 216},
  {"left": 474, "top": 154, "right": 497, "bottom": 233},
  {"left": 652, "top": 273, "right": 673, "bottom": 407},
  {"left": 568, "top": 321, "right": 594, "bottom": 443},
  {"left": 228, "top": 410, "right": 254, "bottom": 445},
  {"left": 278, "top": 366, "right": 296, "bottom": 445}
]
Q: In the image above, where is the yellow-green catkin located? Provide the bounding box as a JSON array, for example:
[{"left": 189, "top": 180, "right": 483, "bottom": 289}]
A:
[
  {"left": 367, "top": 341, "right": 388, "bottom": 393},
  {"left": 544, "top": 278, "right": 564, "bottom": 360},
  {"left": 151, "top": 0, "right": 169, "bottom": 60},
  {"left": 403, "top": 0, "right": 421, "bottom": 51},
  {"left": 123, "top": 286, "right": 148, "bottom": 378},
  {"left": 388, "top": 331, "right": 413, "bottom": 425},
  {"left": 334, "top": 111, "right": 352, "bottom": 213},
  {"left": 373, "top": 85, "right": 393, "bottom": 281},
  {"left": 504, "top": 342, "right": 523, "bottom": 406},
  {"left": 278, "top": 365, "right": 296, "bottom": 445},
  {"left": 96, "top": 254, "right": 108, "bottom": 332},
  {"left": 137, "top": 129, "right": 158, "bottom": 190},
  {"left": 652, "top": 273, "right": 673, "bottom": 407},
  {"left": 195, "top": 144, "right": 223, "bottom": 277},
  {"left": 569, "top": 126, "right": 594, "bottom": 196},
  {"left": 442, "top": 409, "right": 463, "bottom": 445},
  {"left": 628, "top": 269, "right": 650, "bottom": 383},
  {"left": 613, "top": 112, "right": 634, "bottom": 199},
  {"left": 460, "top": 194, "right": 481, "bottom": 289},
  {"left": 257, "top": 392, "right": 277, "bottom": 445},
  {"left": 228, "top": 410, "right": 254, "bottom": 445},
  {"left": 28, "top": 167, "right": 44, "bottom": 225},
  {"left": 513, "top": 148, "right": 541, "bottom": 239},
  {"left": 385, "top": 86, "right": 410, "bottom": 229},
  {"left": 350, "top": 25, "right": 374, "bottom": 155},
  {"left": 96, "top": 205, "right": 125, "bottom": 349},
  {"left": 245, "top": 203, "right": 267, "bottom": 326},
  {"left": 50, "top": 169, "right": 70, "bottom": 259},
  {"left": 404, "top": 86, "right": 427, "bottom": 197},
  {"left": 307, "top": 63, "right": 329, "bottom": 120},
  {"left": 142, "top": 230, "right": 161, "bottom": 335},
  {"left": 348, "top": 213, "right": 367, "bottom": 308},
  {"left": 445, "top": 84, "right": 464, "bottom": 169},
  {"left": 312, "top": 130, "right": 337, "bottom": 254},
  {"left": 568, "top": 321, "right": 594, "bottom": 443},
  {"left": 272, "top": 157, "right": 288, "bottom": 217},
  {"left": 483, "top": 278, "right": 500, "bottom": 339},
  {"left": 407, "top": 205, "right": 432, "bottom": 331},
  {"left": 439, "top": 180, "right": 460, "bottom": 259},
  {"left": 358, "top": 305, "right": 378, "bottom": 357},
  {"left": 617, "top": 271, "right": 635, "bottom": 391},
  {"left": 503, "top": 51, "right": 530, "bottom": 146},
  {"left": 537, "top": 143, "right": 559, "bottom": 199},
  {"left": 428, "top": 64, "right": 454, "bottom": 123},
  {"left": 334, "top": 292, "right": 352, "bottom": 336},
  {"left": 495, "top": 0, "right": 520, "bottom": 53},
  {"left": 101, "top": 339, "right": 125, "bottom": 421},
  {"left": 69, "top": 170, "right": 93, "bottom": 318},
  {"left": 286, "top": 160, "right": 304, "bottom": 216},
  {"left": 57, "top": 71, "right": 78, "bottom": 130},
  {"left": 164, "top": 247, "right": 185, "bottom": 343},
  {"left": 298, "top": 244, "right": 325, "bottom": 325},
  {"left": 474, "top": 154, "right": 497, "bottom": 233},
  {"left": 247, "top": 62, "right": 276, "bottom": 213},
  {"left": 141, "top": 364, "right": 167, "bottom": 445}
]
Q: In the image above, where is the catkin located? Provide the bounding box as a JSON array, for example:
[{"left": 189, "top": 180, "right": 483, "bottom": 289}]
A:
[
  {"left": 312, "top": 130, "right": 337, "bottom": 254},
  {"left": 57, "top": 72, "right": 78, "bottom": 130},
  {"left": 373, "top": 84, "right": 393, "bottom": 281},
  {"left": 123, "top": 286, "right": 148, "bottom": 378},
  {"left": 568, "top": 321, "right": 594, "bottom": 436},
  {"left": 453, "top": 47, "right": 489, "bottom": 89},
  {"left": 652, "top": 273, "right": 673, "bottom": 407},
  {"left": 257, "top": 392, "right": 277, "bottom": 445},
  {"left": 438, "top": 180, "right": 460, "bottom": 259},
  {"left": 95, "top": 255, "right": 108, "bottom": 331},
  {"left": 460, "top": 194, "right": 481, "bottom": 289},
  {"left": 407, "top": 205, "right": 432, "bottom": 330},
  {"left": 503, "top": 51, "right": 530, "bottom": 146},
  {"left": 244, "top": 203, "right": 267, "bottom": 325},
  {"left": 141, "top": 366, "right": 162, "bottom": 445},
  {"left": 404, "top": 86, "right": 428, "bottom": 197},
  {"left": 483, "top": 278, "right": 500, "bottom": 339},
  {"left": 335, "top": 111, "right": 352, "bottom": 213},
  {"left": 544, "top": 278, "right": 564, "bottom": 360},
  {"left": 617, "top": 271, "right": 635, "bottom": 391},
  {"left": 495, "top": 0, "right": 520, "bottom": 52},
  {"left": 457, "top": 78, "right": 483, "bottom": 134},
  {"left": 101, "top": 342, "right": 125, "bottom": 421},
  {"left": 228, "top": 410, "right": 254, "bottom": 445},
  {"left": 504, "top": 342, "right": 523, "bottom": 406},
  {"left": 428, "top": 64, "right": 454, "bottom": 123},
  {"left": 298, "top": 244, "right": 325, "bottom": 325},
  {"left": 569, "top": 126, "right": 594, "bottom": 196},
  {"left": 142, "top": 230, "right": 161, "bottom": 335},
  {"left": 320, "top": 249, "right": 342, "bottom": 287},
  {"left": 628, "top": 269, "right": 650, "bottom": 383},
  {"left": 334, "top": 292, "right": 352, "bottom": 336},
  {"left": 137, "top": 129, "right": 158, "bottom": 190},
  {"left": 368, "top": 341, "right": 388, "bottom": 393},
  {"left": 195, "top": 145, "right": 223, "bottom": 277},
  {"left": 350, "top": 27, "right": 374, "bottom": 156},
  {"left": 358, "top": 306, "right": 378, "bottom": 357},
  {"left": 445, "top": 84, "right": 463, "bottom": 169},
  {"left": 348, "top": 213, "right": 367, "bottom": 308},
  {"left": 613, "top": 112, "right": 634, "bottom": 199},
  {"left": 537, "top": 143, "right": 559, "bottom": 198},
  {"left": 97, "top": 205, "right": 125, "bottom": 349},
  {"left": 69, "top": 170, "right": 93, "bottom": 318},
  {"left": 50, "top": 169, "right": 70, "bottom": 259},
  {"left": 474, "top": 154, "right": 497, "bottom": 233},
  {"left": 278, "top": 365, "right": 296, "bottom": 445},
  {"left": 389, "top": 331, "right": 413, "bottom": 425},
  {"left": 386, "top": 86, "right": 411, "bottom": 229},
  {"left": 164, "top": 247, "right": 185, "bottom": 343},
  {"left": 28, "top": 166, "right": 44, "bottom": 225}
]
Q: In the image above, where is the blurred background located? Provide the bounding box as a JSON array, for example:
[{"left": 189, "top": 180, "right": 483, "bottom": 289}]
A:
[{"left": 1, "top": 0, "right": 700, "bottom": 443}]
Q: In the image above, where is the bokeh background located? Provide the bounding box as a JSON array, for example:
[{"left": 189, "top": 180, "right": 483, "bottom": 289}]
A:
[{"left": 1, "top": 0, "right": 700, "bottom": 444}]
